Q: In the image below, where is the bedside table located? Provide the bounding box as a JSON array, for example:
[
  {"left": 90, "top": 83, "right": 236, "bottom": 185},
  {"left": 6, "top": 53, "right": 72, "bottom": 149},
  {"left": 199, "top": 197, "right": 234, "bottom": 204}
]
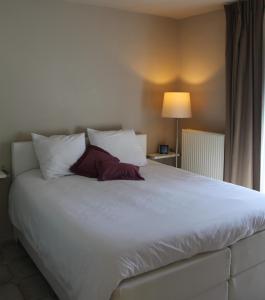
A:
[{"left": 147, "top": 152, "right": 180, "bottom": 167}]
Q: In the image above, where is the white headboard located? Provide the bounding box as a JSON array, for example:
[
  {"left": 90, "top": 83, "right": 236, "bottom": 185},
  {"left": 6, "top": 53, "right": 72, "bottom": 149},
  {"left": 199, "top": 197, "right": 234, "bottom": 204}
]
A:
[{"left": 11, "top": 134, "right": 147, "bottom": 179}]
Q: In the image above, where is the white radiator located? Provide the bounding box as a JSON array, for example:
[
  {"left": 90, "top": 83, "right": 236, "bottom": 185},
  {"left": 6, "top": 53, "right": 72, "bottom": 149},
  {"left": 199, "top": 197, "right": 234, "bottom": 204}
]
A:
[{"left": 181, "top": 129, "right": 225, "bottom": 180}]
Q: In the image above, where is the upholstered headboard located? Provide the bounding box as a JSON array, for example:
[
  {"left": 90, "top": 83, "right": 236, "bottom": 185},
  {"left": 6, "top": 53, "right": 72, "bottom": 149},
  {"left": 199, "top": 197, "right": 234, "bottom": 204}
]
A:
[{"left": 11, "top": 134, "right": 147, "bottom": 178}]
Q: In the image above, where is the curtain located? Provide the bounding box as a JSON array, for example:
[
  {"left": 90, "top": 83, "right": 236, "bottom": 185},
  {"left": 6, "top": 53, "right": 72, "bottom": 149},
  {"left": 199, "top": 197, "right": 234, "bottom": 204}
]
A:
[
  {"left": 224, "top": 0, "right": 264, "bottom": 190},
  {"left": 261, "top": 14, "right": 265, "bottom": 192}
]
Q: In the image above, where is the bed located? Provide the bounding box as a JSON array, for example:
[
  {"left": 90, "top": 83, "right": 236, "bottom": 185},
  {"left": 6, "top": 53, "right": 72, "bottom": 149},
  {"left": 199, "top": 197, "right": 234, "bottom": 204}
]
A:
[{"left": 9, "top": 135, "right": 265, "bottom": 300}]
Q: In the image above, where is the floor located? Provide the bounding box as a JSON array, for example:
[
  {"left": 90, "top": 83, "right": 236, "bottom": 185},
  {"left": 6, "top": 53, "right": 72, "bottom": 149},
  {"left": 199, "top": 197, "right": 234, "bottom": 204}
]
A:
[{"left": 0, "top": 241, "right": 58, "bottom": 300}]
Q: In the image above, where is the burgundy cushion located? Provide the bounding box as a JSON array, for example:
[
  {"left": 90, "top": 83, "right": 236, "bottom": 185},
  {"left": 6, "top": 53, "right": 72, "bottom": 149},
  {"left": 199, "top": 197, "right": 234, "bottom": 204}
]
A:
[
  {"left": 70, "top": 145, "right": 119, "bottom": 178},
  {"left": 96, "top": 160, "right": 145, "bottom": 181}
]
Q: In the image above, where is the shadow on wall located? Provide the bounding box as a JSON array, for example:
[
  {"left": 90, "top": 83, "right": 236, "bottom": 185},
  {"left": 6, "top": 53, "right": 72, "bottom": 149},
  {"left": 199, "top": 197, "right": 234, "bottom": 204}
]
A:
[{"left": 111, "top": 14, "right": 179, "bottom": 86}]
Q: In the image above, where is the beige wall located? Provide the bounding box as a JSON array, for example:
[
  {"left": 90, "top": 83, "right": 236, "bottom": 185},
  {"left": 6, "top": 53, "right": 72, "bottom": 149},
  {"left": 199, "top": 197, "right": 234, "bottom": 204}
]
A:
[
  {"left": 0, "top": 1, "right": 226, "bottom": 241},
  {"left": 178, "top": 10, "right": 226, "bottom": 133},
  {"left": 0, "top": 0, "right": 181, "bottom": 165}
]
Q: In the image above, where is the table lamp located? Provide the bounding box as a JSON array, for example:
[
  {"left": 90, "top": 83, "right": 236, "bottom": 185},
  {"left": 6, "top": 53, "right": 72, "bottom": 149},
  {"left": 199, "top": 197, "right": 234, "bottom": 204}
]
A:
[{"left": 162, "top": 92, "right": 192, "bottom": 162}]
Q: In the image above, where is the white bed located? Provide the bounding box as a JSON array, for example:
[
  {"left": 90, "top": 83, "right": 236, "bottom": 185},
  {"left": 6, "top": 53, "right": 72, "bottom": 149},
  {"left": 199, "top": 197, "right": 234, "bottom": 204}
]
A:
[{"left": 9, "top": 136, "right": 265, "bottom": 300}]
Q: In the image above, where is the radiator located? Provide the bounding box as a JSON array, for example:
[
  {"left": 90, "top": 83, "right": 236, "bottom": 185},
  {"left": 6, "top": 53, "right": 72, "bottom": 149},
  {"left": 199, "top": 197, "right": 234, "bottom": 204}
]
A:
[{"left": 181, "top": 129, "right": 225, "bottom": 180}]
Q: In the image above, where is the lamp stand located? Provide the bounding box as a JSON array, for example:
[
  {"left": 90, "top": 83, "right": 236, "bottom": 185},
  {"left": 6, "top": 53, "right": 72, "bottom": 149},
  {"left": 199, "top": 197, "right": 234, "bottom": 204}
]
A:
[{"left": 176, "top": 119, "right": 179, "bottom": 168}]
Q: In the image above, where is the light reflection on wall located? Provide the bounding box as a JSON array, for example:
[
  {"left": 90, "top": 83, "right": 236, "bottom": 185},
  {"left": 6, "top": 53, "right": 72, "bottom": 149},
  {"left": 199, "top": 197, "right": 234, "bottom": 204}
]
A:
[
  {"left": 180, "top": 60, "right": 223, "bottom": 85},
  {"left": 118, "top": 44, "right": 180, "bottom": 85},
  {"left": 127, "top": 58, "right": 179, "bottom": 85},
  {"left": 179, "top": 64, "right": 226, "bottom": 133}
]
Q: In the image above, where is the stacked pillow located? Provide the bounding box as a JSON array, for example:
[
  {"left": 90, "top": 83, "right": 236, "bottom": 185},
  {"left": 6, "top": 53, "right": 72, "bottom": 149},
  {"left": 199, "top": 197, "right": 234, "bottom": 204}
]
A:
[
  {"left": 86, "top": 128, "right": 147, "bottom": 166},
  {"left": 32, "top": 129, "right": 145, "bottom": 181},
  {"left": 32, "top": 133, "right": 86, "bottom": 180}
]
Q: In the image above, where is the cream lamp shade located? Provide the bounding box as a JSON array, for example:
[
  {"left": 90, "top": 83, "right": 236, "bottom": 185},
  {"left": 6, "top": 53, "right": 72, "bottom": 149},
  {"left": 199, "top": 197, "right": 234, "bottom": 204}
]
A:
[{"left": 162, "top": 92, "right": 192, "bottom": 119}]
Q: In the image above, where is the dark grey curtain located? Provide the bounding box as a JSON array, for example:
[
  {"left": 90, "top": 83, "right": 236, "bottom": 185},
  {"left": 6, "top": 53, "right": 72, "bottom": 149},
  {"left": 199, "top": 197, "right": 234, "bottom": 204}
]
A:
[{"left": 224, "top": 0, "right": 264, "bottom": 190}]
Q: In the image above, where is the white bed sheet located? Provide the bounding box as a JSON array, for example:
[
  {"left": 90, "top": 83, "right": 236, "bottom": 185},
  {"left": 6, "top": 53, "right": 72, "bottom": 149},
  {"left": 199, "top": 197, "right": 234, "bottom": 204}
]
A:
[{"left": 9, "top": 161, "right": 265, "bottom": 300}]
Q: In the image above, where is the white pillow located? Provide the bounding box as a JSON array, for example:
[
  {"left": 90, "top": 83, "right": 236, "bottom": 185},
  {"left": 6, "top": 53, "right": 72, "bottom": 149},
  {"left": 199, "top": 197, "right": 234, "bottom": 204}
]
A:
[
  {"left": 32, "top": 133, "right": 86, "bottom": 179},
  {"left": 87, "top": 129, "right": 147, "bottom": 166}
]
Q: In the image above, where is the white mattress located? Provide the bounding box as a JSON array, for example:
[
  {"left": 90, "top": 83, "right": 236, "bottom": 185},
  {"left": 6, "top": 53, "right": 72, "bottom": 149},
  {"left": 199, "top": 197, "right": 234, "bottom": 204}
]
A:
[{"left": 9, "top": 161, "right": 265, "bottom": 300}]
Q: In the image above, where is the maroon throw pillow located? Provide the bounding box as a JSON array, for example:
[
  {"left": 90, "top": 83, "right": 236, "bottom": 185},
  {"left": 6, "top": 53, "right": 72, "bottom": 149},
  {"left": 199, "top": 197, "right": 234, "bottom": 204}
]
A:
[
  {"left": 71, "top": 145, "right": 110, "bottom": 170},
  {"left": 70, "top": 145, "right": 119, "bottom": 178},
  {"left": 96, "top": 160, "right": 145, "bottom": 181}
]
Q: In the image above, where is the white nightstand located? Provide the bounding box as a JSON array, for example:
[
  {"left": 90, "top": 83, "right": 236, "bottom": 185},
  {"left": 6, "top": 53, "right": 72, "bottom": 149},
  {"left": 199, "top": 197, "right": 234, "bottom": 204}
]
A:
[
  {"left": 0, "top": 170, "right": 8, "bottom": 179},
  {"left": 147, "top": 152, "right": 180, "bottom": 166},
  {"left": 147, "top": 152, "right": 178, "bottom": 160}
]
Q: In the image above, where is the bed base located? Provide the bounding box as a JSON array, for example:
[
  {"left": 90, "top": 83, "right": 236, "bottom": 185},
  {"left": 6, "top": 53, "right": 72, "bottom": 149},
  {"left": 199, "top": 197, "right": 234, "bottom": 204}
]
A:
[
  {"left": 229, "top": 261, "right": 265, "bottom": 300},
  {"left": 16, "top": 227, "right": 265, "bottom": 300},
  {"left": 16, "top": 228, "right": 229, "bottom": 300},
  {"left": 113, "top": 282, "right": 228, "bottom": 300},
  {"left": 111, "top": 248, "right": 230, "bottom": 300},
  {"left": 228, "top": 230, "right": 265, "bottom": 300}
]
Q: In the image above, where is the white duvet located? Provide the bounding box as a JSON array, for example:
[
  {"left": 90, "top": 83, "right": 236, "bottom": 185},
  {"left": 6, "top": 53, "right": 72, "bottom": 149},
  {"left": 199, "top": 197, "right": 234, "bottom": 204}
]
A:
[{"left": 9, "top": 161, "right": 265, "bottom": 300}]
